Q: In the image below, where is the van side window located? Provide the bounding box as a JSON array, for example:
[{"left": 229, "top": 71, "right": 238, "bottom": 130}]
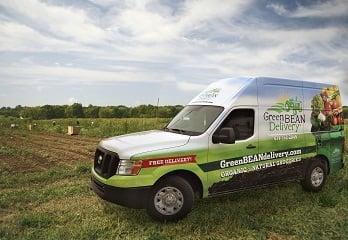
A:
[{"left": 217, "top": 109, "right": 254, "bottom": 141}]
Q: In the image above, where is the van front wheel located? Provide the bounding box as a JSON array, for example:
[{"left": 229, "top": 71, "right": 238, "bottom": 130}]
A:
[
  {"left": 302, "top": 159, "right": 327, "bottom": 192},
  {"left": 146, "top": 176, "right": 194, "bottom": 222}
]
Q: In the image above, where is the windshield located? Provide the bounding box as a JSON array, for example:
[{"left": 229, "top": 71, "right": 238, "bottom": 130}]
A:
[{"left": 164, "top": 105, "right": 224, "bottom": 136}]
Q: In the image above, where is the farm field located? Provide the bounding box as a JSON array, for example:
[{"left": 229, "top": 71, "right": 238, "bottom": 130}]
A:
[
  {"left": 0, "top": 121, "right": 347, "bottom": 240},
  {"left": 0, "top": 117, "right": 170, "bottom": 137}
]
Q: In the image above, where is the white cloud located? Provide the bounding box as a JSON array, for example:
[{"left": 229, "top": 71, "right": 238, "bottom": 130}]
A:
[
  {"left": 181, "top": 0, "right": 251, "bottom": 24},
  {"left": 0, "top": 0, "right": 107, "bottom": 44},
  {"left": 0, "top": 0, "right": 347, "bottom": 105},
  {"left": 89, "top": 0, "right": 122, "bottom": 8},
  {"left": 177, "top": 81, "right": 206, "bottom": 92},
  {"left": 291, "top": 0, "right": 348, "bottom": 18},
  {"left": 109, "top": 0, "right": 253, "bottom": 43},
  {"left": 36, "top": 86, "right": 44, "bottom": 92},
  {"left": 0, "top": 64, "right": 176, "bottom": 85},
  {"left": 268, "top": 0, "right": 348, "bottom": 18},
  {"left": 266, "top": 3, "right": 288, "bottom": 16},
  {"left": 0, "top": 21, "right": 79, "bottom": 52}
]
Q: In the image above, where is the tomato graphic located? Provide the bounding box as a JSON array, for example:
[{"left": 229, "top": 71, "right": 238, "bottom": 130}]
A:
[
  {"left": 332, "top": 117, "right": 338, "bottom": 125},
  {"left": 323, "top": 102, "right": 331, "bottom": 115}
]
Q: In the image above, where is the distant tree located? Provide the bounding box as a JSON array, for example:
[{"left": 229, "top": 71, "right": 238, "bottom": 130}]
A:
[
  {"left": 167, "top": 105, "right": 183, "bottom": 117},
  {"left": 21, "top": 107, "right": 42, "bottom": 120},
  {"left": 84, "top": 105, "right": 100, "bottom": 118},
  {"left": 0, "top": 107, "right": 12, "bottom": 117},
  {"left": 14, "top": 105, "right": 23, "bottom": 117},
  {"left": 98, "top": 107, "right": 114, "bottom": 118},
  {"left": 129, "top": 107, "right": 139, "bottom": 118},
  {"left": 115, "top": 105, "right": 130, "bottom": 118},
  {"left": 132, "top": 105, "right": 155, "bottom": 118},
  {"left": 172, "top": 105, "right": 184, "bottom": 117},
  {"left": 52, "top": 105, "right": 66, "bottom": 118},
  {"left": 157, "top": 106, "right": 172, "bottom": 118},
  {"left": 65, "top": 103, "right": 84, "bottom": 118},
  {"left": 41, "top": 105, "right": 55, "bottom": 119}
]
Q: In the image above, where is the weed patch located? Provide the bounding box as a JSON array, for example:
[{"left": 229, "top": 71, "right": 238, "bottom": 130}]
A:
[
  {"left": 74, "top": 163, "right": 91, "bottom": 174},
  {"left": 18, "top": 212, "right": 54, "bottom": 228},
  {"left": 318, "top": 193, "right": 339, "bottom": 208}
]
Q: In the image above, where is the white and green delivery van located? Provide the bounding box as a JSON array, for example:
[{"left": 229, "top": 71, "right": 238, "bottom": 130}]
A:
[{"left": 91, "top": 77, "right": 345, "bottom": 221}]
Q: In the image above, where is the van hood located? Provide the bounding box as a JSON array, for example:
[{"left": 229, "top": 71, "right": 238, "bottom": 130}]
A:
[{"left": 99, "top": 130, "right": 190, "bottom": 159}]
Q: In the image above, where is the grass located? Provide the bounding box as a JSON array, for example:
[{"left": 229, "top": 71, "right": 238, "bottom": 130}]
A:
[{"left": 0, "top": 120, "right": 347, "bottom": 239}]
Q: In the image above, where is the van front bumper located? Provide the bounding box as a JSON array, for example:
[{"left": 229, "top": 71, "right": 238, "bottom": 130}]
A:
[{"left": 90, "top": 176, "right": 151, "bottom": 209}]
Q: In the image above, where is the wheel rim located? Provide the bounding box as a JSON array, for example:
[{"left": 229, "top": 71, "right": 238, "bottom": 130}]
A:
[
  {"left": 310, "top": 166, "right": 324, "bottom": 187},
  {"left": 154, "top": 186, "right": 184, "bottom": 216}
]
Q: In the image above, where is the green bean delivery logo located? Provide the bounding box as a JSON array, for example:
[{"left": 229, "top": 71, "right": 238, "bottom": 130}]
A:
[
  {"left": 198, "top": 88, "right": 221, "bottom": 102},
  {"left": 264, "top": 97, "right": 305, "bottom": 133}
]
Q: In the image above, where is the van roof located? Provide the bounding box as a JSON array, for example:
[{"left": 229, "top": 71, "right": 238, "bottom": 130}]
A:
[{"left": 188, "top": 77, "right": 336, "bottom": 108}]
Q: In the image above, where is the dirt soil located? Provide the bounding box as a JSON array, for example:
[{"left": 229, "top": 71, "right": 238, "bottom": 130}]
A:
[{"left": 0, "top": 130, "right": 101, "bottom": 173}]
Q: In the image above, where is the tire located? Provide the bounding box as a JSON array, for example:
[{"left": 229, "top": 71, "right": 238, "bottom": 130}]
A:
[
  {"left": 301, "top": 158, "right": 328, "bottom": 192},
  {"left": 146, "top": 176, "right": 194, "bottom": 222}
]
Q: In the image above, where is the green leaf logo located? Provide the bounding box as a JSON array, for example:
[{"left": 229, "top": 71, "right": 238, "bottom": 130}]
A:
[
  {"left": 198, "top": 88, "right": 221, "bottom": 101},
  {"left": 268, "top": 97, "right": 303, "bottom": 114}
]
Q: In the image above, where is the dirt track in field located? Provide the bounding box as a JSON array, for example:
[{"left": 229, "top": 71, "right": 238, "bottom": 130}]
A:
[{"left": 0, "top": 130, "right": 101, "bottom": 173}]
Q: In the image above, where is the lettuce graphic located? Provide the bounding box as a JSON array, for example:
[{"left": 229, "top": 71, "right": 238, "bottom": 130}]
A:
[{"left": 311, "top": 95, "right": 324, "bottom": 116}]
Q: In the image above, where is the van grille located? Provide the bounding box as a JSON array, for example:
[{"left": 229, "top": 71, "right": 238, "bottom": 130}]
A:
[{"left": 94, "top": 147, "right": 120, "bottom": 179}]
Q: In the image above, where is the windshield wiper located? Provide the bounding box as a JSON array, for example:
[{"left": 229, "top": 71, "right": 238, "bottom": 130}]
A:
[
  {"left": 170, "top": 128, "right": 185, "bottom": 133},
  {"left": 163, "top": 127, "right": 186, "bottom": 134}
]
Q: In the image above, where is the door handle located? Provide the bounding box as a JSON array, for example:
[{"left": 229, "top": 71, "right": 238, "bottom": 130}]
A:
[{"left": 246, "top": 144, "right": 256, "bottom": 149}]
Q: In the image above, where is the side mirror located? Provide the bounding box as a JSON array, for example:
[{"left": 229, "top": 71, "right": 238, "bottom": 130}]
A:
[{"left": 213, "top": 127, "right": 236, "bottom": 144}]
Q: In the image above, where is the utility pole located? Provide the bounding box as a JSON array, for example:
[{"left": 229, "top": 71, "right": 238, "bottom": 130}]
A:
[{"left": 155, "top": 97, "right": 159, "bottom": 123}]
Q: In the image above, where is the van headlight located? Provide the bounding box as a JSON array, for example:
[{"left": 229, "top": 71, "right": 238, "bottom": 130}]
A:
[{"left": 116, "top": 160, "right": 142, "bottom": 175}]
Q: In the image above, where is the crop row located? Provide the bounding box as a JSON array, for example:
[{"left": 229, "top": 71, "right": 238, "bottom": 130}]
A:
[{"left": 0, "top": 117, "right": 170, "bottom": 137}]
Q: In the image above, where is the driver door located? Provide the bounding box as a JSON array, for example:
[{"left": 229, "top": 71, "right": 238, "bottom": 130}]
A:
[{"left": 206, "top": 107, "right": 260, "bottom": 195}]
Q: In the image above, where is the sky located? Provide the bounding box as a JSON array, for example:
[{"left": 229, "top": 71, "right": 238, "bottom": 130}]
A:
[{"left": 0, "top": 0, "right": 347, "bottom": 107}]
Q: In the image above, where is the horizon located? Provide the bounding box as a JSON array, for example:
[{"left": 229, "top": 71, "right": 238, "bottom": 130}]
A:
[
  {"left": 0, "top": 0, "right": 347, "bottom": 107},
  {"left": 0, "top": 103, "right": 185, "bottom": 108},
  {"left": 2, "top": 74, "right": 348, "bottom": 108}
]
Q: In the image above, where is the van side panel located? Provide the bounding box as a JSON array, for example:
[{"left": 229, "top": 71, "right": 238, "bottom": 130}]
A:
[{"left": 257, "top": 78, "right": 313, "bottom": 182}]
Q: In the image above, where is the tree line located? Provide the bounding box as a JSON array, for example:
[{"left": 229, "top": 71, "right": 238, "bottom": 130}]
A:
[
  {"left": 1, "top": 104, "right": 347, "bottom": 120},
  {"left": 0, "top": 104, "right": 184, "bottom": 120}
]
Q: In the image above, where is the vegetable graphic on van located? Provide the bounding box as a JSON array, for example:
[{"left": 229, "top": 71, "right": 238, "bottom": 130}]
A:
[
  {"left": 311, "top": 86, "right": 344, "bottom": 132},
  {"left": 90, "top": 77, "right": 345, "bottom": 222}
]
